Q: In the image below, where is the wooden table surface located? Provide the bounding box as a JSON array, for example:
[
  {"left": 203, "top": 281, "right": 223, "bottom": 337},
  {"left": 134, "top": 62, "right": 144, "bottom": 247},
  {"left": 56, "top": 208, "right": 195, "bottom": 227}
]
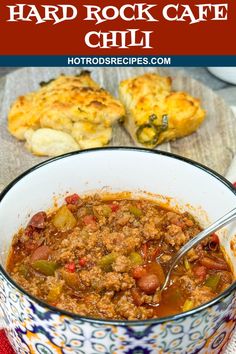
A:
[
  {"left": 1, "top": 66, "right": 236, "bottom": 106},
  {"left": 0, "top": 66, "right": 236, "bottom": 354},
  {"left": 0, "top": 66, "right": 234, "bottom": 89}
]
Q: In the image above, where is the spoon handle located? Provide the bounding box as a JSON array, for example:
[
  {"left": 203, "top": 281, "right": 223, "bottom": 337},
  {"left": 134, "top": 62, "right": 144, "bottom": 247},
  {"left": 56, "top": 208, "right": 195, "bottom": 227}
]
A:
[{"left": 162, "top": 207, "right": 236, "bottom": 291}]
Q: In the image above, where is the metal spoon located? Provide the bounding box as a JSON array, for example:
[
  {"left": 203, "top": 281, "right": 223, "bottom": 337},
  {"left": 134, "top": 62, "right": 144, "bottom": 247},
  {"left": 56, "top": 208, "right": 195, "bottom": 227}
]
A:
[{"left": 161, "top": 207, "right": 236, "bottom": 291}]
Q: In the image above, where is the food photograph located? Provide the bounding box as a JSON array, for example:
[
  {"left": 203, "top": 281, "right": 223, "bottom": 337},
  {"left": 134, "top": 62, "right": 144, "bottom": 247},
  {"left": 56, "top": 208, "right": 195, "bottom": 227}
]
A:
[{"left": 0, "top": 67, "right": 236, "bottom": 354}]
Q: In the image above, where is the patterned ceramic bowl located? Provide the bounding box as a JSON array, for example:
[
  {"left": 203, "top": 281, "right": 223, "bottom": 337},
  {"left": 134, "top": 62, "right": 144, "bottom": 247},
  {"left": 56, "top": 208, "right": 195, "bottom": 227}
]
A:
[{"left": 0, "top": 148, "right": 236, "bottom": 354}]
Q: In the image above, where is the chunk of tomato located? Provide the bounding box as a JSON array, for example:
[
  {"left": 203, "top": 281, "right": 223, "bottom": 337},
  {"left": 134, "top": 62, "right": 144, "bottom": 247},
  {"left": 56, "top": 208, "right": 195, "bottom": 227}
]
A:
[
  {"left": 65, "top": 194, "right": 80, "bottom": 205},
  {"left": 65, "top": 262, "right": 76, "bottom": 273},
  {"left": 193, "top": 265, "right": 207, "bottom": 281},
  {"left": 83, "top": 215, "right": 96, "bottom": 225},
  {"left": 110, "top": 204, "right": 119, "bottom": 212}
]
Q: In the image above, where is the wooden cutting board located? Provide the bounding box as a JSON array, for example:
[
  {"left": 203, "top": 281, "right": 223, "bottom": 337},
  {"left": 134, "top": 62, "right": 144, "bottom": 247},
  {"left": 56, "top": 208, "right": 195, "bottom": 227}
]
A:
[{"left": 0, "top": 67, "right": 235, "bottom": 190}]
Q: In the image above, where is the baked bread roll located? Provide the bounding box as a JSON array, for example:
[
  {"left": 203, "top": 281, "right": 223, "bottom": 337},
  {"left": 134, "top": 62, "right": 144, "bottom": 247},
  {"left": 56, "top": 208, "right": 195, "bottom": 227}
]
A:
[
  {"left": 8, "top": 71, "right": 125, "bottom": 156},
  {"left": 119, "top": 73, "right": 206, "bottom": 148}
]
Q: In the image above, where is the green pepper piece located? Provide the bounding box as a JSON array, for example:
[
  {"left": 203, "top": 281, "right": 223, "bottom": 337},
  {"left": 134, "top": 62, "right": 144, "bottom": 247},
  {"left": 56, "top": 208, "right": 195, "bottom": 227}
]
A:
[
  {"left": 32, "top": 260, "right": 59, "bottom": 276},
  {"left": 153, "top": 114, "right": 168, "bottom": 130},
  {"left": 18, "top": 264, "right": 30, "bottom": 278},
  {"left": 129, "top": 252, "right": 143, "bottom": 265},
  {"left": 136, "top": 125, "right": 158, "bottom": 146},
  {"left": 102, "top": 205, "right": 112, "bottom": 217},
  {"left": 204, "top": 274, "right": 221, "bottom": 291},
  {"left": 39, "top": 78, "right": 55, "bottom": 87},
  {"left": 149, "top": 114, "right": 158, "bottom": 123},
  {"left": 182, "top": 299, "right": 194, "bottom": 312},
  {"left": 52, "top": 205, "right": 77, "bottom": 232},
  {"left": 136, "top": 114, "right": 169, "bottom": 147},
  {"left": 98, "top": 253, "right": 117, "bottom": 272},
  {"left": 129, "top": 206, "right": 142, "bottom": 218}
]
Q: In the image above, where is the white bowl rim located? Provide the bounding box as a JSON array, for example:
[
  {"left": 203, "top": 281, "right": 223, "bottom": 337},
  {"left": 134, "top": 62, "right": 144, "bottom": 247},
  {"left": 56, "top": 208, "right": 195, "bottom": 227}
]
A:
[{"left": 0, "top": 146, "right": 236, "bottom": 326}]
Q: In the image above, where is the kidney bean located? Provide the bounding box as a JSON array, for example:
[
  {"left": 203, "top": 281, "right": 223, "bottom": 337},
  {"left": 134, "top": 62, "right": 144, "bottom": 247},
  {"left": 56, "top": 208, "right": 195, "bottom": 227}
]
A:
[
  {"left": 137, "top": 273, "right": 160, "bottom": 295},
  {"left": 146, "top": 262, "right": 165, "bottom": 285},
  {"left": 24, "top": 225, "right": 34, "bottom": 237},
  {"left": 28, "top": 212, "right": 47, "bottom": 229},
  {"left": 30, "top": 245, "right": 52, "bottom": 262},
  {"left": 132, "top": 266, "right": 147, "bottom": 279}
]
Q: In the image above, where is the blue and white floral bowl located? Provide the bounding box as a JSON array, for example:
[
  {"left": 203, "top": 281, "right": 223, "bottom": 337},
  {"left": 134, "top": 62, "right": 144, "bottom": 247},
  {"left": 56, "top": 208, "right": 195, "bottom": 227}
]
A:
[{"left": 0, "top": 148, "right": 236, "bottom": 354}]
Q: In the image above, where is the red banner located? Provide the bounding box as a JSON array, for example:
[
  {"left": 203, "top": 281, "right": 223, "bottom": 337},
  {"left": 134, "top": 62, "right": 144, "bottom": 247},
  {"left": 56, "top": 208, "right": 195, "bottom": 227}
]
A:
[{"left": 0, "top": 0, "right": 235, "bottom": 55}]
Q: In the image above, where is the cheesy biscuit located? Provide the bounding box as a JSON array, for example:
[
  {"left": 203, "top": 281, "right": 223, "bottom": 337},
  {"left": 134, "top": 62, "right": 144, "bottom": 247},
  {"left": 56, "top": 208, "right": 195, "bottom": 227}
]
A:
[
  {"left": 8, "top": 71, "right": 125, "bottom": 156},
  {"left": 119, "top": 73, "right": 205, "bottom": 148}
]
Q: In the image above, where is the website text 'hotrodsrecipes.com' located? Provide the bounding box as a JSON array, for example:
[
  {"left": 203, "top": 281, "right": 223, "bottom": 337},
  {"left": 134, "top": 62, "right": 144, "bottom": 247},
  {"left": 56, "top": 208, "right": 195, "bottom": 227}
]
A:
[{"left": 67, "top": 56, "right": 172, "bottom": 66}]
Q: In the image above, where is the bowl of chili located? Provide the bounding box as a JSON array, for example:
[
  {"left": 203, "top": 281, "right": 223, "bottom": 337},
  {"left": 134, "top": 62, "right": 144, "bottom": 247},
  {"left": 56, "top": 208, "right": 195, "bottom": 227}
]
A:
[{"left": 0, "top": 147, "right": 236, "bottom": 354}]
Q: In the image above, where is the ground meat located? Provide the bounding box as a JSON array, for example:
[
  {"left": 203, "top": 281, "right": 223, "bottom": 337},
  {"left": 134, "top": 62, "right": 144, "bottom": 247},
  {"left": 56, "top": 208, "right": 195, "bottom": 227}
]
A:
[
  {"left": 142, "top": 221, "right": 161, "bottom": 240},
  {"left": 165, "top": 211, "right": 185, "bottom": 228},
  {"left": 116, "top": 295, "right": 154, "bottom": 320},
  {"left": 102, "top": 272, "right": 135, "bottom": 292},
  {"left": 164, "top": 224, "right": 188, "bottom": 249},
  {"left": 160, "top": 254, "right": 172, "bottom": 263},
  {"left": 190, "top": 286, "right": 215, "bottom": 307},
  {"left": 57, "top": 294, "right": 89, "bottom": 316},
  {"left": 7, "top": 195, "right": 233, "bottom": 320},
  {"left": 112, "top": 255, "right": 131, "bottom": 273},
  {"left": 189, "top": 244, "right": 205, "bottom": 262},
  {"left": 152, "top": 290, "right": 161, "bottom": 303},
  {"left": 102, "top": 231, "right": 125, "bottom": 253},
  {"left": 79, "top": 267, "right": 103, "bottom": 289},
  {"left": 187, "top": 249, "right": 199, "bottom": 262},
  {"left": 220, "top": 271, "right": 233, "bottom": 284},
  {"left": 153, "top": 214, "right": 164, "bottom": 226},
  {"left": 102, "top": 229, "right": 141, "bottom": 255},
  {"left": 96, "top": 293, "right": 116, "bottom": 319},
  {"left": 116, "top": 213, "right": 131, "bottom": 226},
  {"left": 178, "top": 275, "right": 196, "bottom": 293}
]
